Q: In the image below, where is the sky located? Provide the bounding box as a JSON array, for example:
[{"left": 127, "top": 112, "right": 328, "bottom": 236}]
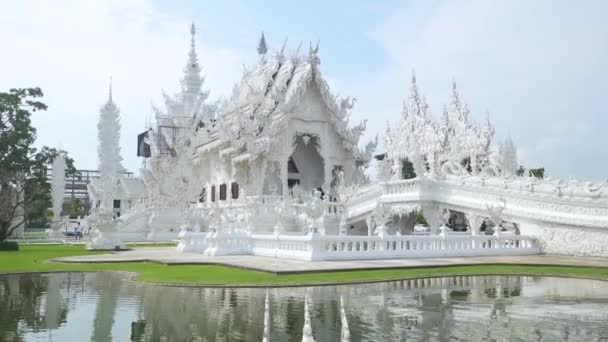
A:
[{"left": 1, "top": 0, "right": 606, "bottom": 180}]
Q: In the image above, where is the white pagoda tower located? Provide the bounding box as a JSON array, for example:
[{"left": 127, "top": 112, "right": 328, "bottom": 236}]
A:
[{"left": 87, "top": 80, "right": 127, "bottom": 250}]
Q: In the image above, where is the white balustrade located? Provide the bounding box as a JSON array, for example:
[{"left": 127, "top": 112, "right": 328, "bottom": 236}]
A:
[{"left": 178, "top": 231, "right": 539, "bottom": 260}]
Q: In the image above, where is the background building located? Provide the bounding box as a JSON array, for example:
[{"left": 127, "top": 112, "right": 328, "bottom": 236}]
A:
[{"left": 48, "top": 169, "right": 134, "bottom": 216}]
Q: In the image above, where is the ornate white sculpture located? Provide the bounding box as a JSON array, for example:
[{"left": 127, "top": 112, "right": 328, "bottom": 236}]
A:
[
  {"left": 384, "top": 77, "right": 495, "bottom": 180},
  {"left": 497, "top": 136, "right": 518, "bottom": 177},
  {"left": 50, "top": 152, "right": 66, "bottom": 238},
  {"left": 87, "top": 81, "right": 126, "bottom": 250}
]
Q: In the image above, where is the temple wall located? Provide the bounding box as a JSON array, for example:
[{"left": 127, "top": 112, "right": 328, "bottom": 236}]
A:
[{"left": 539, "top": 226, "right": 608, "bottom": 257}]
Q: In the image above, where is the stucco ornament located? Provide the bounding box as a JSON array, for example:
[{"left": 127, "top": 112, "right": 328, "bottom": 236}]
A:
[
  {"left": 50, "top": 153, "right": 66, "bottom": 238},
  {"left": 87, "top": 82, "right": 126, "bottom": 250},
  {"left": 384, "top": 76, "right": 496, "bottom": 180}
]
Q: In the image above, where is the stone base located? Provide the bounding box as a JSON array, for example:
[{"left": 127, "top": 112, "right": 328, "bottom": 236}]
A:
[
  {"left": 86, "top": 235, "right": 127, "bottom": 251},
  {"left": 540, "top": 226, "right": 608, "bottom": 257}
]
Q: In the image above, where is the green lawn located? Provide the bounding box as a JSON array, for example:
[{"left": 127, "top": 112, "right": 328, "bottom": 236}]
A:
[{"left": 1, "top": 245, "right": 608, "bottom": 286}]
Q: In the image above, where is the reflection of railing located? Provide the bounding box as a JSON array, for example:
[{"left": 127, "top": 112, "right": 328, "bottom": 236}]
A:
[{"left": 380, "top": 179, "right": 421, "bottom": 195}]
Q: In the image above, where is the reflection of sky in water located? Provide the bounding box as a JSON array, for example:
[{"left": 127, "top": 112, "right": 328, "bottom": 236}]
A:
[{"left": 1, "top": 273, "right": 608, "bottom": 341}]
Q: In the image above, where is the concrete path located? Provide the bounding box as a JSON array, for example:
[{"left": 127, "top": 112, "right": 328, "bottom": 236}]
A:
[{"left": 52, "top": 248, "right": 608, "bottom": 274}]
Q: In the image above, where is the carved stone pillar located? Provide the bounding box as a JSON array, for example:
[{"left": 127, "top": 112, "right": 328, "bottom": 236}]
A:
[
  {"left": 392, "top": 159, "right": 403, "bottom": 180},
  {"left": 465, "top": 213, "right": 484, "bottom": 236},
  {"left": 323, "top": 160, "right": 332, "bottom": 194},
  {"left": 421, "top": 205, "right": 449, "bottom": 235},
  {"left": 281, "top": 157, "right": 288, "bottom": 197},
  {"left": 365, "top": 215, "right": 375, "bottom": 236}
]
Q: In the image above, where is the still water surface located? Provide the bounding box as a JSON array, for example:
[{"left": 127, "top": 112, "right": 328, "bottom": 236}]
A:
[{"left": 1, "top": 272, "right": 607, "bottom": 341}]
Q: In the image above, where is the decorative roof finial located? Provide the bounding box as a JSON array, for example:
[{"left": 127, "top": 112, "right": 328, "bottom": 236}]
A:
[
  {"left": 183, "top": 23, "right": 203, "bottom": 94},
  {"left": 309, "top": 40, "right": 319, "bottom": 55},
  {"left": 279, "top": 37, "right": 288, "bottom": 56},
  {"left": 257, "top": 32, "right": 268, "bottom": 55},
  {"left": 108, "top": 75, "right": 113, "bottom": 102},
  {"left": 190, "top": 22, "right": 196, "bottom": 48}
]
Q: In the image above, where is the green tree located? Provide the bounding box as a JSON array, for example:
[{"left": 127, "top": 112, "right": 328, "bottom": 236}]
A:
[
  {"left": 25, "top": 146, "right": 76, "bottom": 227},
  {"left": 516, "top": 165, "right": 526, "bottom": 177},
  {"left": 0, "top": 88, "right": 75, "bottom": 241},
  {"left": 401, "top": 158, "right": 416, "bottom": 179},
  {"left": 67, "top": 198, "right": 83, "bottom": 219}
]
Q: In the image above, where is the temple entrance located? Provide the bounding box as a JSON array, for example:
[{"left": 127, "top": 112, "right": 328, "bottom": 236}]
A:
[{"left": 288, "top": 134, "right": 325, "bottom": 193}]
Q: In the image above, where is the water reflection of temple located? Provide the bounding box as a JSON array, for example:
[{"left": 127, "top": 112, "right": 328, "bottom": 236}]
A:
[{"left": 2, "top": 273, "right": 608, "bottom": 341}]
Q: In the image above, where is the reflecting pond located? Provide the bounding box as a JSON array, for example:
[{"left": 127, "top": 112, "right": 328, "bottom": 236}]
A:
[{"left": 1, "top": 272, "right": 608, "bottom": 341}]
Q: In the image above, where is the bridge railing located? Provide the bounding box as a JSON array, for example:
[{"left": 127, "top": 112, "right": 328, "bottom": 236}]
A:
[
  {"left": 317, "top": 234, "right": 539, "bottom": 260},
  {"left": 380, "top": 179, "right": 421, "bottom": 195},
  {"left": 177, "top": 231, "right": 540, "bottom": 260}
]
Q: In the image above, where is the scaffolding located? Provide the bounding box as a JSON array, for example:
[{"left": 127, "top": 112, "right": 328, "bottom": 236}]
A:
[{"left": 154, "top": 115, "right": 192, "bottom": 157}]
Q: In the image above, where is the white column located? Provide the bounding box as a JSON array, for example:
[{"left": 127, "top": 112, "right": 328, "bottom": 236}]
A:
[
  {"left": 365, "top": 215, "right": 374, "bottom": 236},
  {"left": 282, "top": 157, "right": 288, "bottom": 197},
  {"left": 465, "top": 213, "right": 484, "bottom": 236},
  {"left": 392, "top": 159, "right": 403, "bottom": 180},
  {"left": 421, "top": 205, "right": 448, "bottom": 235},
  {"left": 323, "top": 160, "right": 332, "bottom": 193}
]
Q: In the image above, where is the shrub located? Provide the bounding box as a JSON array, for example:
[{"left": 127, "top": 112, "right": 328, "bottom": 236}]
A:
[{"left": 0, "top": 241, "right": 19, "bottom": 251}]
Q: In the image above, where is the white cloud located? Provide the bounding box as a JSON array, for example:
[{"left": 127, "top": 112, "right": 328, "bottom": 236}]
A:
[
  {"left": 0, "top": 0, "right": 245, "bottom": 172},
  {"left": 338, "top": 0, "right": 608, "bottom": 180}
]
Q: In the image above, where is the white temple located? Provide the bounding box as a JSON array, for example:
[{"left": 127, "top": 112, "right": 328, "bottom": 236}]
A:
[{"left": 90, "top": 25, "right": 608, "bottom": 259}]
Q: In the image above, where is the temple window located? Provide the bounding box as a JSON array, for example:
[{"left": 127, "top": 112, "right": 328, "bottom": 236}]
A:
[
  {"left": 219, "top": 184, "right": 227, "bottom": 201},
  {"left": 199, "top": 187, "right": 207, "bottom": 203},
  {"left": 211, "top": 185, "right": 216, "bottom": 202},
  {"left": 231, "top": 182, "right": 239, "bottom": 199}
]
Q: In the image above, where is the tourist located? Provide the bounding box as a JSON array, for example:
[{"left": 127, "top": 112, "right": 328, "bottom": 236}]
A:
[{"left": 75, "top": 222, "right": 82, "bottom": 240}]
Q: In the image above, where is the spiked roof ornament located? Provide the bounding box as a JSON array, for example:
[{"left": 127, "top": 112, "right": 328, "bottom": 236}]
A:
[{"left": 257, "top": 32, "right": 268, "bottom": 55}]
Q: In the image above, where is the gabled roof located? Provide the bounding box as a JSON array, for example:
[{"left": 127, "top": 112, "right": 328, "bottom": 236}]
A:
[
  {"left": 220, "top": 49, "right": 336, "bottom": 122},
  {"left": 197, "top": 43, "right": 367, "bottom": 160}
]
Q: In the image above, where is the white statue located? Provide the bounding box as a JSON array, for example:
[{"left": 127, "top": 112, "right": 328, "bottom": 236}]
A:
[{"left": 50, "top": 152, "right": 66, "bottom": 238}]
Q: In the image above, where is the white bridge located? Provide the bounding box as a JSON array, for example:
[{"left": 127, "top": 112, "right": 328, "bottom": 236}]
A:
[
  {"left": 347, "top": 175, "right": 608, "bottom": 258},
  {"left": 175, "top": 175, "right": 608, "bottom": 260}
]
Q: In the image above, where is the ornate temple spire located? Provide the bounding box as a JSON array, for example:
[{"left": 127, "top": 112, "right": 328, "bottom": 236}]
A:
[
  {"left": 448, "top": 80, "right": 470, "bottom": 123},
  {"left": 308, "top": 40, "right": 321, "bottom": 70},
  {"left": 403, "top": 70, "right": 422, "bottom": 120},
  {"left": 409, "top": 70, "right": 420, "bottom": 103},
  {"left": 97, "top": 81, "right": 125, "bottom": 208},
  {"left": 182, "top": 23, "right": 203, "bottom": 96},
  {"left": 257, "top": 31, "right": 268, "bottom": 55}
]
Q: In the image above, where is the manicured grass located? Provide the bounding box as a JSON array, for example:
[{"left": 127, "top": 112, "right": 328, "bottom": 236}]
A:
[{"left": 1, "top": 245, "right": 608, "bottom": 286}]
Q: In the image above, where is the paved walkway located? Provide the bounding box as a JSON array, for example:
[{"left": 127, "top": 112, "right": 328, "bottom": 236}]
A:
[{"left": 52, "top": 248, "right": 608, "bottom": 274}]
